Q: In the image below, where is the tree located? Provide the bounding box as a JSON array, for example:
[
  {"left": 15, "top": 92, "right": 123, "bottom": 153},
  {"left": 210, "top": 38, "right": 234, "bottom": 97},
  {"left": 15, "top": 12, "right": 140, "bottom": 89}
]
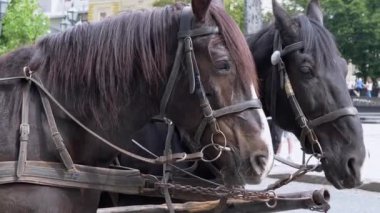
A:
[
  {"left": 282, "top": 0, "right": 380, "bottom": 79},
  {"left": 0, "top": 0, "right": 49, "bottom": 54},
  {"left": 225, "top": 0, "right": 244, "bottom": 30}
]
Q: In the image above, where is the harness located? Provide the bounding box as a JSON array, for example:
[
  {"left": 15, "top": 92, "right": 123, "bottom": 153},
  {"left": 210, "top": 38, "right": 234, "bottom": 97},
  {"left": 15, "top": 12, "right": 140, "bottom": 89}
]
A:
[
  {"left": 0, "top": 6, "right": 262, "bottom": 198},
  {"left": 270, "top": 30, "right": 358, "bottom": 158}
]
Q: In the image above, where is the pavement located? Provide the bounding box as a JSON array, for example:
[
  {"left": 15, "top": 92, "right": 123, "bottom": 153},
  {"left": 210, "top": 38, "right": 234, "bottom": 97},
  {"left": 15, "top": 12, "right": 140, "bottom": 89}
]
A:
[{"left": 264, "top": 123, "right": 380, "bottom": 193}]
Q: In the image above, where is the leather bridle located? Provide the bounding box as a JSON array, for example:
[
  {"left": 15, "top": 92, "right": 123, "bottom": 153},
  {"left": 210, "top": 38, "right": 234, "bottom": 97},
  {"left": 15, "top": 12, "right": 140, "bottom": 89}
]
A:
[
  {"left": 270, "top": 30, "right": 358, "bottom": 157},
  {"left": 158, "top": 7, "right": 262, "bottom": 162}
]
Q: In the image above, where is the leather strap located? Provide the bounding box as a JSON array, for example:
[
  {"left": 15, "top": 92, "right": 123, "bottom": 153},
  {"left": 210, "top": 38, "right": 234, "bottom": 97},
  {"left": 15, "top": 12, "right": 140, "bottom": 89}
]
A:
[
  {"left": 35, "top": 76, "right": 76, "bottom": 171},
  {"left": 281, "top": 41, "right": 303, "bottom": 57},
  {"left": 308, "top": 107, "right": 358, "bottom": 128},
  {"left": 159, "top": 41, "right": 183, "bottom": 115},
  {"left": 16, "top": 81, "right": 31, "bottom": 177},
  {"left": 194, "top": 100, "right": 262, "bottom": 146},
  {"left": 177, "top": 26, "right": 219, "bottom": 38}
]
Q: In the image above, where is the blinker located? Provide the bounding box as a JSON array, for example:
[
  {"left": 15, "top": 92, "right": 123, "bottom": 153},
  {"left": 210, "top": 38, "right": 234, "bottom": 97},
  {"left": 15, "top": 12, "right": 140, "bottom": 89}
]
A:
[{"left": 271, "top": 50, "right": 282, "bottom": 65}]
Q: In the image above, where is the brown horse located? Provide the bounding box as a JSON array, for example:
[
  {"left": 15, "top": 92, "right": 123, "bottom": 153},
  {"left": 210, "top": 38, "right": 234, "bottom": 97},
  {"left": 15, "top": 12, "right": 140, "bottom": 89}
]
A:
[
  {"left": 247, "top": 0, "right": 366, "bottom": 189},
  {"left": 0, "top": 0, "right": 273, "bottom": 212}
]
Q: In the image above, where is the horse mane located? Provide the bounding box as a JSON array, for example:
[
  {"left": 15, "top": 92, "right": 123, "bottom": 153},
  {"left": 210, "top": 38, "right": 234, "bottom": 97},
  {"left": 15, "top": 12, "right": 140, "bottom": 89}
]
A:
[
  {"left": 28, "top": 3, "right": 258, "bottom": 125},
  {"left": 296, "top": 15, "right": 340, "bottom": 68}
]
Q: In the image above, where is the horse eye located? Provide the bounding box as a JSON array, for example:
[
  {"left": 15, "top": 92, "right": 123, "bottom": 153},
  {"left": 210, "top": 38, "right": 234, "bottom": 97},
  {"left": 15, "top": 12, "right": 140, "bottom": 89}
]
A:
[{"left": 215, "top": 60, "right": 231, "bottom": 73}]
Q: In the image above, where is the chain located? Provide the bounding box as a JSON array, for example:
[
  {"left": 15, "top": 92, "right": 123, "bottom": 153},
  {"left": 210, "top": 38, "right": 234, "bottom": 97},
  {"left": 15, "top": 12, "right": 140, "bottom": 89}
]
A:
[{"left": 155, "top": 182, "right": 276, "bottom": 202}]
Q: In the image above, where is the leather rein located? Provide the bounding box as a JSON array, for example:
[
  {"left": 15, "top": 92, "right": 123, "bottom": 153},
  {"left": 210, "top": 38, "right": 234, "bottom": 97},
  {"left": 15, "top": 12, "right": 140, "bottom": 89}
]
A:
[{"left": 270, "top": 30, "right": 358, "bottom": 158}]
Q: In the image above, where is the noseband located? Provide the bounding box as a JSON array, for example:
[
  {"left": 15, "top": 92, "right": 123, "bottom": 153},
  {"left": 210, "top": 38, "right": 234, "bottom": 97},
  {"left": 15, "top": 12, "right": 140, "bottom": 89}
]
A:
[
  {"left": 270, "top": 30, "right": 358, "bottom": 157},
  {"left": 158, "top": 7, "right": 262, "bottom": 161}
]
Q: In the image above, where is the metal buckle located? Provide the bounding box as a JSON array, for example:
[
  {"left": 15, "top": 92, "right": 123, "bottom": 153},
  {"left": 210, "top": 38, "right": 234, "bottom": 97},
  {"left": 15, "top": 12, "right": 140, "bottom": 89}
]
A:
[{"left": 20, "top": 123, "right": 30, "bottom": 135}]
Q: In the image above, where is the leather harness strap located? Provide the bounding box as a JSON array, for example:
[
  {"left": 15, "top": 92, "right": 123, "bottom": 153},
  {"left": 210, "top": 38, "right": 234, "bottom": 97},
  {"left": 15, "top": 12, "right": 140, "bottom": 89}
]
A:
[
  {"left": 36, "top": 76, "right": 76, "bottom": 171},
  {"left": 16, "top": 81, "right": 31, "bottom": 177}
]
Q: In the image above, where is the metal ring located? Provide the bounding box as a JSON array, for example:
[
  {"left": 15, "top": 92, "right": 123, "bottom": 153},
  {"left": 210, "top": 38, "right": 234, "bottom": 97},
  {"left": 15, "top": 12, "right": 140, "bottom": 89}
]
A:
[
  {"left": 265, "top": 190, "right": 278, "bottom": 208},
  {"left": 211, "top": 131, "right": 230, "bottom": 152},
  {"left": 23, "top": 66, "right": 33, "bottom": 79},
  {"left": 265, "top": 199, "right": 277, "bottom": 208},
  {"left": 200, "top": 143, "right": 223, "bottom": 163},
  {"left": 211, "top": 123, "right": 225, "bottom": 145}
]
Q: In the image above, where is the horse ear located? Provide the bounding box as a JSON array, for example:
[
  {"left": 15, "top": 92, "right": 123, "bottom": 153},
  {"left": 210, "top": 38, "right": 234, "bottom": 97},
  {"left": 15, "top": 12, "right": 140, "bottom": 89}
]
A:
[
  {"left": 192, "top": 0, "right": 212, "bottom": 22},
  {"left": 272, "top": 0, "right": 297, "bottom": 41},
  {"left": 307, "top": 0, "right": 323, "bottom": 25}
]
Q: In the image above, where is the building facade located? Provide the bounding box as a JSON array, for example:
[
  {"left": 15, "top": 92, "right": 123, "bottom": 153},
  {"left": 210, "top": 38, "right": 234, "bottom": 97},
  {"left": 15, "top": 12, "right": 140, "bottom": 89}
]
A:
[
  {"left": 39, "top": 0, "right": 89, "bottom": 33},
  {"left": 39, "top": 0, "right": 157, "bottom": 31},
  {"left": 88, "top": 0, "right": 155, "bottom": 22}
]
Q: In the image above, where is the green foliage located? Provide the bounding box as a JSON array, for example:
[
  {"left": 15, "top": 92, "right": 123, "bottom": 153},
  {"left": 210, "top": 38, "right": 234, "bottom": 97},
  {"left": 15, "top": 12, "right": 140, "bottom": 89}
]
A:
[
  {"left": 0, "top": 0, "right": 49, "bottom": 54},
  {"left": 225, "top": 0, "right": 244, "bottom": 30},
  {"left": 283, "top": 0, "right": 380, "bottom": 79}
]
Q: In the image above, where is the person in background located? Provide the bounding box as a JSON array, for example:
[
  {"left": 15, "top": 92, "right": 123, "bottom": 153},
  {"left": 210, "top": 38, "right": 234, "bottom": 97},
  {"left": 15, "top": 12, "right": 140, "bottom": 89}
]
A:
[
  {"left": 347, "top": 79, "right": 356, "bottom": 96},
  {"left": 355, "top": 77, "right": 364, "bottom": 97},
  {"left": 276, "top": 131, "right": 294, "bottom": 161},
  {"left": 366, "top": 77, "right": 373, "bottom": 98}
]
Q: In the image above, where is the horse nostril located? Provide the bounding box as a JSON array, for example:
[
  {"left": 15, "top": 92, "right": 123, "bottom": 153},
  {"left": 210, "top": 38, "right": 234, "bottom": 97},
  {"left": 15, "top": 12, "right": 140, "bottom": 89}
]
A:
[
  {"left": 256, "top": 155, "right": 267, "bottom": 169},
  {"left": 250, "top": 154, "right": 268, "bottom": 173}
]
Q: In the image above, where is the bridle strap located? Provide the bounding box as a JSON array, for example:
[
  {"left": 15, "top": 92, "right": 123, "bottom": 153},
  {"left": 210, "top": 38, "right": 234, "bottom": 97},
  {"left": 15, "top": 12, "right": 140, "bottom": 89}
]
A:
[
  {"left": 281, "top": 41, "right": 304, "bottom": 57},
  {"left": 159, "top": 41, "right": 183, "bottom": 115},
  {"left": 308, "top": 107, "right": 358, "bottom": 128},
  {"left": 194, "top": 100, "right": 262, "bottom": 146},
  {"left": 159, "top": 7, "right": 220, "bottom": 115},
  {"left": 178, "top": 26, "right": 219, "bottom": 39}
]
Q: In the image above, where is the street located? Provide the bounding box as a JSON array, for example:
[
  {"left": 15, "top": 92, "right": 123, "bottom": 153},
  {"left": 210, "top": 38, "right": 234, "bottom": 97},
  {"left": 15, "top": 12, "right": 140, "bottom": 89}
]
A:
[{"left": 247, "top": 124, "right": 380, "bottom": 212}]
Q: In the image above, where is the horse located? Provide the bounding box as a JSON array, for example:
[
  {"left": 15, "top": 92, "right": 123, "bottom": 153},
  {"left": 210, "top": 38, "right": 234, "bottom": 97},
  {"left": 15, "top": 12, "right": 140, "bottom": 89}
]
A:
[
  {"left": 247, "top": 0, "right": 366, "bottom": 189},
  {"left": 0, "top": 0, "right": 273, "bottom": 211}
]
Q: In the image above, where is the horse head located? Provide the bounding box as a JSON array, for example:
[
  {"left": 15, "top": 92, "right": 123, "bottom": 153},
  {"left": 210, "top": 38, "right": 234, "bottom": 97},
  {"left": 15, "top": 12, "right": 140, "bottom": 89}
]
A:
[
  {"left": 248, "top": 0, "right": 365, "bottom": 189},
  {"left": 164, "top": 0, "right": 273, "bottom": 186}
]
